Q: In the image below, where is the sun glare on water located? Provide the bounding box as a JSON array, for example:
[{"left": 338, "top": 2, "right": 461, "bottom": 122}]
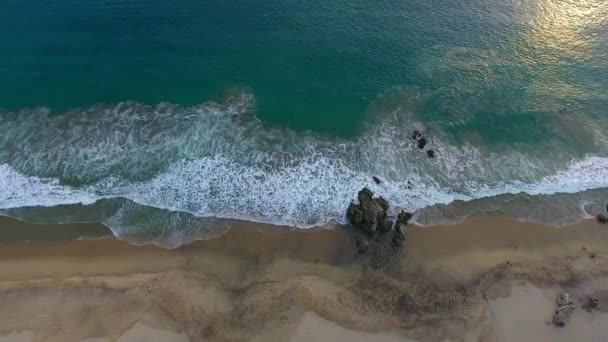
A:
[{"left": 527, "top": 0, "right": 607, "bottom": 60}]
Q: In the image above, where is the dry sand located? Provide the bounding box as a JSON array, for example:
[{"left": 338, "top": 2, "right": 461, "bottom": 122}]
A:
[{"left": 0, "top": 215, "right": 608, "bottom": 341}]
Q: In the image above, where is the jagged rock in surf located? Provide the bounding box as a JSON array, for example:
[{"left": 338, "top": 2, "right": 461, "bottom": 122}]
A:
[
  {"left": 346, "top": 188, "right": 390, "bottom": 236},
  {"left": 396, "top": 210, "right": 413, "bottom": 229},
  {"left": 347, "top": 188, "right": 411, "bottom": 269},
  {"left": 552, "top": 293, "right": 575, "bottom": 327},
  {"left": 598, "top": 214, "right": 607, "bottom": 224},
  {"left": 372, "top": 176, "right": 382, "bottom": 185},
  {"left": 411, "top": 130, "right": 436, "bottom": 157}
]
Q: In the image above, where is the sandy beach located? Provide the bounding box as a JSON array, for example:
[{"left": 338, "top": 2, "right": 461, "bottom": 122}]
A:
[
  {"left": 3, "top": 0, "right": 608, "bottom": 341},
  {"left": 1, "top": 215, "right": 608, "bottom": 341}
]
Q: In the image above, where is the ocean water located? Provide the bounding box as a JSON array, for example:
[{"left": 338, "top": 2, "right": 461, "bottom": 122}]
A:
[{"left": 1, "top": 0, "right": 607, "bottom": 246}]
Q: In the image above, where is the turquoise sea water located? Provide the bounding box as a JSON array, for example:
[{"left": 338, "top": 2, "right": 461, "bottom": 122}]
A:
[{"left": 1, "top": 0, "right": 608, "bottom": 246}]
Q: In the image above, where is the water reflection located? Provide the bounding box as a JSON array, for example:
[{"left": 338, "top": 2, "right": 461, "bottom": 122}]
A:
[{"left": 526, "top": 0, "right": 607, "bottom": 61}]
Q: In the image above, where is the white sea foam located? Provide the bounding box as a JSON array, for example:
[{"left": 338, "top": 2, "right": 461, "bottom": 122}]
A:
[
  {"left": 1, "top": 154, "right": 608, "bottom": 229},
  {"left": 0, "top": 164, "right": 98, "bottom": 208},
  {"left": 1, "top": 91, "right": 608, "bottom": 232}
]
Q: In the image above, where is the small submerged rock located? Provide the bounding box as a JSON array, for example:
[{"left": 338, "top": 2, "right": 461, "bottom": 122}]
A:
[
  {"left": 417, "top": 137, "right": 427, "bottom": 149},
  {"left": 411, "top": 130, "right": 426, "bottom": 149},
  {"left": 411, "top": 130, "right": 437, "bottom": 158},
  {"left": 372, "top": 176, "right": 382, "bottom": 185},
  {"left": 598, "top": 214, "right": 607, "bottom": 224}
]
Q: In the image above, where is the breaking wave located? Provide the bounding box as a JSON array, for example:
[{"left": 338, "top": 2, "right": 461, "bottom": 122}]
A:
[{"left": 1, "top": 89, "right": 607, "bottom": 245}]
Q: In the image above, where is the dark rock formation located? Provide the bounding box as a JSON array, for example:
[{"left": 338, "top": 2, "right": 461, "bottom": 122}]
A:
[
  {"left": 598, "top": 214, "right": 607, "bottom": 224},
  {"left": 392, "top": 211, "right": 411, "bottom": 247},
  {"left": 369, "top": 245, "right": 387, "bottom": 269},
  {"left": 380, "top": 220, "right": 394, "bottom": 234},
  {"left": 553, "top": 306, "right": 574, "bottom": 327},
  {"left": 393, "top": 225, "right": 405, "bottom": 248},
  {"left": 556, "top": 292, "right": 573, "bottom": 307},
  {"left": 582, "top": 297, "right": 599, "bottom": 312},
  {"left": 396, "top": 210, "right": 413, "bottom": 229},
  {"left": 417, "top": 137, "right": 427, "bottom": 149},
  {"left": 372, "top": 176, "right": 382, "bottom": 185},
  {"left": 346, "top": 188, "right": 390, "bottom": 236},
  {"left": 427, "top": 150, "right": 435, "bottom": 158},
  {"left": 355, "top": 236, "right": 370, "bottom": 254},
  {"left": 347, "top": 189, "right": 412, "bottom": 269},
  {"left": 552, "top": 293, "right": 575, "bottom": 327}
]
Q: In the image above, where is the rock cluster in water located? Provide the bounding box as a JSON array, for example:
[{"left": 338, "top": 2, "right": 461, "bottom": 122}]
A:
[
  {"left": 347, "top": 188, "right": 412, "bottom": 268},
  {"left": 412, "top": 130, "right": 435, "bottom": 158}
]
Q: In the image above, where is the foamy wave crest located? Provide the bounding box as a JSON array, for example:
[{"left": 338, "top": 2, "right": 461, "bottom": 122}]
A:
[
  {"left": 470, "top": 156, "right": 608, "bottom": 198},
  {"left": 0, "top": 164, "right": 98, "bottom": 208},
  {"left": 1, "top": 89, "right": 608, "bottom": 233},
  {"left": 1, "top": 155, "right": 608, "bottom": 229}
]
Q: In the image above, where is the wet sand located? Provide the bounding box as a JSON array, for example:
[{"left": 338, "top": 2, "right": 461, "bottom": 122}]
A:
[{"left": 1, "top": 215, "right": 608, "bottom": 341}]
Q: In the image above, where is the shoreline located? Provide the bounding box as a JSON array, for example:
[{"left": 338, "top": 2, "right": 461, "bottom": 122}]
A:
[{"left": 1, "top": 215, "right": 608, "bottom": 341}]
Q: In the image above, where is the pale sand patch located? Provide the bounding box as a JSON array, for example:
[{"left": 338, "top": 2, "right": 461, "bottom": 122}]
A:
[
  {"left": 290, "top": 311, "right": 415, "bottom": 342},
  {"left": 249, "top": 307, "right": 415, "bottom": 342},
  {"left": 487, "top": 279, "right": 608, "bottom": 342},
  {"left": 0, "top": 216, "right": 608, "bottom": 341},
  {"left": 114, "top": 322, "right": 188, "bottom": 342},
  {"left": 0, "top": 331, "right": 33, "bottom": 342},
  {"left": 79, "top": 322, "right": 187, "bottom": 342}
]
